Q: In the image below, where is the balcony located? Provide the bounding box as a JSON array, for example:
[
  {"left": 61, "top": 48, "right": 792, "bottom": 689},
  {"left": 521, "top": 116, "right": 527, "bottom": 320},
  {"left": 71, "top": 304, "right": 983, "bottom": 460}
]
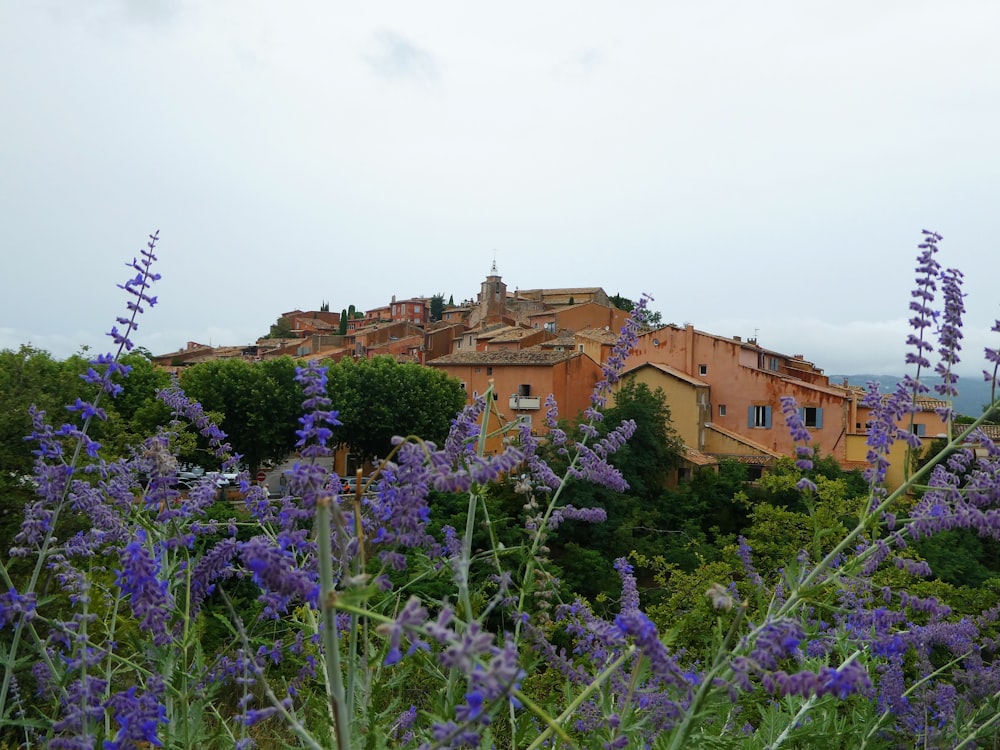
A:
[{"left": 509, "top": 395, "right": 541, "bottom": 410}]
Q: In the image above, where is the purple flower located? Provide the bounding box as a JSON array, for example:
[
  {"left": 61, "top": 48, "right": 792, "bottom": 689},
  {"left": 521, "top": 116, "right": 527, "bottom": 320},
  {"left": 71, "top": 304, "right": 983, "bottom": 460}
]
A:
[
  {"left": 103, "top": 675, "right": 167, "bottom": 749},
  {"left": 240, "top": 536, "right": 319, "bottom": 617},
  {"left": 378, "top": 596, "right": 430, "bottom": 666},
  {"left": 114, "top": 529, "right": 174, "bottom": 646},
  {"left": 294, "top": 361, "right": 340, "bottom": 457}
]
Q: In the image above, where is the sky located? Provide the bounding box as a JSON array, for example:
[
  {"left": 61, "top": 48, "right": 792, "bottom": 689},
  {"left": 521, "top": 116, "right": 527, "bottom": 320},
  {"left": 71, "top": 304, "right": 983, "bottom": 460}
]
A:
[{"left": 2, "top": 0, "right": 999, "bottom": 377}]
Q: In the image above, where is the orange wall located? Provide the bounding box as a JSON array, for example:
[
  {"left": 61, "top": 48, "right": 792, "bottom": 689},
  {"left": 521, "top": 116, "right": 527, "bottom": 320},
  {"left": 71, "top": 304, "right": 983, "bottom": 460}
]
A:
[
  {"left": 430, "top": 355, "right": 603, "bottom": 445},
  {"left": 627, "top": 327, "right": 851, "bottom": 462}
]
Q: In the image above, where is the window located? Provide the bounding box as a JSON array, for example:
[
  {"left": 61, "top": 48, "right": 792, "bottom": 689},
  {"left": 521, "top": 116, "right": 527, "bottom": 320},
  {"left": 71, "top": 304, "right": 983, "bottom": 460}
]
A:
[
  {"left": 486, "top": 367, "right": 493, "bottom": 376},
  {"left": 698, "top": 364, "right": 708, "bottom": 376},
  {"left": 516, "top": 414, "right": 532, "bottom": 428},
  {"left": 677, "top": 467, "right": 692, "bottom": 484},
  {"left": 748, "top": 404, "right": 772, "bottom": 428},
  {"left": 801, "top": 407, "right": 824, "bottom": 428},
  {"left": 719, "top": 404, "right": 727, "bottom": 417},
  {"left": 768, "top": 356, "right": 780, "bottom": 371},
  {"left": 913, "top": 423, "right": 927, "bottom": 437},
  {"left": 579, "top": 344, "right": 585, "bottom": 352}
]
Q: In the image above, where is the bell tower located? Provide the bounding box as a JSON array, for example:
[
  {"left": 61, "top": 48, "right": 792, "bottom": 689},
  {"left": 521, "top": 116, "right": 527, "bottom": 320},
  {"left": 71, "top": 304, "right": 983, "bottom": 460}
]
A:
[{"left": 479, "top": 259, "right": 507, "bottom": 322}]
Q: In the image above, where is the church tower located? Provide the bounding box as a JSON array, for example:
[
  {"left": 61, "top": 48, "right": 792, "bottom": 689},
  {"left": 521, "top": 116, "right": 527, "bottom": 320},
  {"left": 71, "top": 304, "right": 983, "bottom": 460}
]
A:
[{"left": 478, "top": 260, "right": 507, "bottom": 322}]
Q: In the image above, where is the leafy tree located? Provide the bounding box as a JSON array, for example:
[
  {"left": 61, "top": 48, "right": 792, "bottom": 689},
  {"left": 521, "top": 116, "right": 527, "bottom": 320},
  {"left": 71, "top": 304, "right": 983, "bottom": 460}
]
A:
[
  {"left": 180, "top": 357, "right": 301, "bottom": 473},
  {"left": 326, "top": 356, "right": 466, "bottom": 461},
  {"left": 94, "top": 351, "right": 175, "bottom": 456},
  {"left": 339, "top": 309, "right": 348, "bottom": 335},
  {"left": 538, "top": 379, "right": 686, "bottom": 600},
  {"left": 605, "top": 379, "right": 684, "bottom": 496},
  {"left": 609, "top": 294, "right": 663, "bottom": 327},
  {"left": 264, "top": 316, "right": 294, "bottom": 339},
  {"left": 430, "top": 294, "right": 446, "bottom": 322}
]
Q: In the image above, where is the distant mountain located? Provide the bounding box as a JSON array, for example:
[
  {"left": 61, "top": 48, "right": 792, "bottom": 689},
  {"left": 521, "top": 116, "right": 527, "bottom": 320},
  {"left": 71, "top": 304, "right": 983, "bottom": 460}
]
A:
[{"left": 830, "top": 374, "right": 998, "bottom": 418}]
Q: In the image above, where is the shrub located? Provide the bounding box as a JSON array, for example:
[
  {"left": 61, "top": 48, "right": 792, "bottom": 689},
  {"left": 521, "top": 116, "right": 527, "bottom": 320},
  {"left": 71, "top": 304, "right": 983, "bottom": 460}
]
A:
[{"left": 3, "top": 230, "right": 1000, "bottom": 749}]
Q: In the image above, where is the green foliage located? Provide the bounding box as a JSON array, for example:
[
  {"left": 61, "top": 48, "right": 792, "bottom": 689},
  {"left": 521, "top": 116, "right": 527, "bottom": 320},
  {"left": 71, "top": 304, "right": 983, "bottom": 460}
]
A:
[
  {"left": 429, "top": 293, "right": 446, "bottom": 322},
  {"left": 180, "top": 357, "right": 301, "bottom": 472},
  {"left": 538, "top": 378, "right": 687, "bottom": 600},
  {"left": 325, "top": 356, "right": 466, "bottom": 461},
  {"left": 263, "top": 315, "right": 294, "bottom": 340},
  {"left": 609, "top": 294, "right": 663, "bottom": 327}
]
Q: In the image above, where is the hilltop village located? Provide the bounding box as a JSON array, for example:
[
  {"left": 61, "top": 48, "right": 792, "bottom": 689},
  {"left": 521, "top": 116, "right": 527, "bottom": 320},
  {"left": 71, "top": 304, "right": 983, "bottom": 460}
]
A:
[{"left": 153, "top": 264, "right": 953, "bottom": 489}]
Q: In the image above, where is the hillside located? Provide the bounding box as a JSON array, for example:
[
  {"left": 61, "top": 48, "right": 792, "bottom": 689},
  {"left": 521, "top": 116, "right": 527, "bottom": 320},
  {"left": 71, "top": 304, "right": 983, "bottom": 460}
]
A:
[{"left": 831, "top": 374, "right": 998, "bottom": 419}]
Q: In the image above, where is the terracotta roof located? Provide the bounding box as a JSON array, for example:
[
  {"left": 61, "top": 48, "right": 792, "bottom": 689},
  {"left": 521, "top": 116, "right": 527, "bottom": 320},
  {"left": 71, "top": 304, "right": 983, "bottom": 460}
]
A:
[
  {"left": 683, "top": 447, "right": 719, "bottom": 466},
  {"left": 575, "top": 327, "right": 619, "bottom": 344},
  {"left": 705, "top": 423, "right": 783, "bottom": 458},
  {"left": 914, "top": 396, "right": 950, "bottom": 411},
  {"left": 968, "top": 424, "right": 1000, "bottom": 441},
  {"left": 518, "top": 286, "right": 606, "bottom": 297},
  {"left": 539, "top": 334, "right": 578, "bottom": 349},
  {"left": 622, "top": 361, "right": 709, "bottom": 388},
  {"left": 775, "top": 375, "right": 852, "bottom": 399},
  {"left": 428, "top": 349, "right": 581, "bottom": 366},
  {"left": 486, "top": 327, "right": 540, "bottom": 343}
]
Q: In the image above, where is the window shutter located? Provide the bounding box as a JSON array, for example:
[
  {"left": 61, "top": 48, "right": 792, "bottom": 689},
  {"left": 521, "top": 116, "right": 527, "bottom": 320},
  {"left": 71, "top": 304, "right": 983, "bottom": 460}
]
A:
[
  {"left": 815, "top": 408, "right": 824, "bottom": 429},
  {"left": 764, "top": 406, "right": 772, "bottom": 429},
  {"left": 748, "top": 406, "right": 755, "bottom": 428}
]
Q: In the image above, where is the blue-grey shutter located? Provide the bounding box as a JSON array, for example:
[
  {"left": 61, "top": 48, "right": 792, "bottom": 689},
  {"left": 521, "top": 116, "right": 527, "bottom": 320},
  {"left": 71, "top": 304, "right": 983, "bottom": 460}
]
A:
[
  {"left": 748, "top": 406, "right": 755, "bottom": 428},
  {"left": 815, "top": 408, "right": 824, "bottom": 429},
  {"left": 764, "top": 406, "right": 772, "bottom": 429}
]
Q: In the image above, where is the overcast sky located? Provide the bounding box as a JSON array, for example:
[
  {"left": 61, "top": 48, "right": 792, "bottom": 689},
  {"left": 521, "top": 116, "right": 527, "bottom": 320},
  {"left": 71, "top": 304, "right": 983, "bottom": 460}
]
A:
[{"left": 2, "top": 1, "right": 998, "bottom": 377}]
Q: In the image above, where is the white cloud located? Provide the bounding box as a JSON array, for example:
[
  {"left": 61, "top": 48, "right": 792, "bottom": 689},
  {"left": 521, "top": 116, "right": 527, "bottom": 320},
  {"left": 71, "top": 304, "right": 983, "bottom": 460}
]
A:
[{"left": 2, "top": 1, "right": 1000, "bottom": 374}]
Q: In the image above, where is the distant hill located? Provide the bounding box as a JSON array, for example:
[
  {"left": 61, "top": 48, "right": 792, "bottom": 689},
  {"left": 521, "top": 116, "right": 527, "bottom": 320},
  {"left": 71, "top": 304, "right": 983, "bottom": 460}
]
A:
[{"left": 830, "top": 374, "right": 998, "bottom": 419}]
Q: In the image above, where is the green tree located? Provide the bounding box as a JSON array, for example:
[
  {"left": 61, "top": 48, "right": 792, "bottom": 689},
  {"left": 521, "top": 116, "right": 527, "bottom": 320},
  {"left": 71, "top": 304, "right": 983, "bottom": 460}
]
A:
[
  {"left": 339, "top": 309, "right": 349, "bottom": 335},
  {"left": 180, "top": 357, "right": 301, "bottom": 473},
  {"left": 326, "top": 356, "right": 466, "bottom": 461},
  {"left": 539, "top": 379, "right": 685, "bottom": 600},
  {"left": 264, "top": 316, "right": 294, "bottom": 339},
  {"left": 608, "top": 294, "right": 663, "bottom": 327},
  {"left": 430, "top": 294, "right": 446, "bottom": 323}
]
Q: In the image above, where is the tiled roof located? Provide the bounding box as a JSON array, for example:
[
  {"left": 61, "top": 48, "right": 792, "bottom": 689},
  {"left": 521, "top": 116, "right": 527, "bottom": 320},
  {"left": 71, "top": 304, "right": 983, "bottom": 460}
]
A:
[
  {"left": 575, "top": 327, "right": 618, "bottom": 344},
  {"left": 968, "top": 424, "right": 1000, "bottom": 441},
  {"left": 622, "top": 361, "right": 709, "bottom": 388},
  {"left": 705, "top": 422, "right": 783, "bottom": 458},
  {"left": 428, "top": 349, "right": 581, "bottom": 366},
  {"left": 776, "top": 375, "right": 852, "bottom": 399},
  {"left": 518, "top": 286, "right": 605, "bottom": 297},
  {"left": 914, "top": 396, "right": 949, "bottom": 411},
  {"left": 486, "top": 327, "right": 540, "bottom": 343},
  {"left": 539, "top": 334, "right": 577, "bottom": 348},
  {"left": 683, "top": 447, "right": 719, "bottom": 466}
]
